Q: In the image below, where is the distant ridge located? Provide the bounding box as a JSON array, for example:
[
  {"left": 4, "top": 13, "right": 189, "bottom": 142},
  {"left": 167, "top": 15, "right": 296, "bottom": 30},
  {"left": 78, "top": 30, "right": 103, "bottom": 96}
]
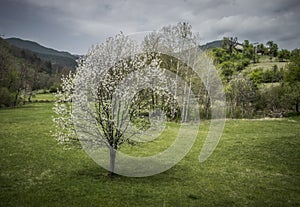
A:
[
  {"left": 199, "top": 40, "right": 223, "bottom": 50},
  {"left": 5, "top": 37, "right": 224, "bottom": 67},
  {"left": 6, "top": 37, "right": 78, "bottom": 68}
]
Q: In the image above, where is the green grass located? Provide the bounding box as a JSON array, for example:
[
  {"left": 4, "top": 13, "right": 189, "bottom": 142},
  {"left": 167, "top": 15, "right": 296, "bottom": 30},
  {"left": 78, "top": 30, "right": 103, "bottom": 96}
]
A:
[
  {"left": 31, "top": 93, "right": 55, "bottom": 101},
  {"left": 246, "top": 55, "right": 288, "bottom": 71},
  {"left": 1, "top": 103, "right": 300, "bottom": 206}
]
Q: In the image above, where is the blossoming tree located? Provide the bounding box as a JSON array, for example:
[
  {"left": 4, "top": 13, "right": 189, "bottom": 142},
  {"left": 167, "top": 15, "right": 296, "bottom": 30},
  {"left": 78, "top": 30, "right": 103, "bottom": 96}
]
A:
[{"left": 52, "top": 23, "right": 224, "bottom": 177}]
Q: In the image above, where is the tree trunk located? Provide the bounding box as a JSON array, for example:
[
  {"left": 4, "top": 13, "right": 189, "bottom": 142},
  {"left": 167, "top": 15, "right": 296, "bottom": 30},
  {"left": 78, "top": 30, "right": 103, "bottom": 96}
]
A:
[
  {"left": 28, "top": 92, "right": 32, "bottom": 103},
  {"left": 205, "top": 96, "right": 210, "bottom": 119},
  {"left": 184, "top": 81, "right": 192, "bottom": 122},
  {"left": 109, "top": 147, "right": 116, "bottom": 176},
  {"left": 13, "top": 89, "right": 20, "bottom": 107},
  {"left": 151, "top": 91, "right": 155, "bottom": 110},
  {"left": 182, "top": 82, "right": 187, "bottom": 122}
]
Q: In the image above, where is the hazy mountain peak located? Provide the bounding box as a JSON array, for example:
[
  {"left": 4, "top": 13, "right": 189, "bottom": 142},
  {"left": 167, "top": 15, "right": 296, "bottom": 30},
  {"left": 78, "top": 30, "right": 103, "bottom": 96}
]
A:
[{"left": 6, "top": 37, "right": 77, "bottom": 68}]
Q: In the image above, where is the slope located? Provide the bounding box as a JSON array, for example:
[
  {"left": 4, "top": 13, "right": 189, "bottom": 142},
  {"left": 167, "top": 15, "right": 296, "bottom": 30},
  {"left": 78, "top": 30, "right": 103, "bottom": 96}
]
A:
[{"left": 6, "top": 38, "right": 77, "bottom": 68}]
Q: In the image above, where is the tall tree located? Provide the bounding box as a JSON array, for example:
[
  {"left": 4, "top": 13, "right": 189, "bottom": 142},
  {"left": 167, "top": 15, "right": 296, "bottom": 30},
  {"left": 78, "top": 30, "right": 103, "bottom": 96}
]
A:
[
  {"left": 242, "top": 40, "right": 254, "bottom": 61},
  {"left": 257, "top": 43, "right": 266, "bottom": 55},
  {"left": 278, "top": 49, "right": 290, "bottom": 62},
  {"left": 222, "top": 37, "right": 238, "bottom": 55},
  {"left": 266, "top": 41, "right": 278, "bottom": 61},
  {"left": 284, "top": 49, "right": 300, "bottom": 113}
]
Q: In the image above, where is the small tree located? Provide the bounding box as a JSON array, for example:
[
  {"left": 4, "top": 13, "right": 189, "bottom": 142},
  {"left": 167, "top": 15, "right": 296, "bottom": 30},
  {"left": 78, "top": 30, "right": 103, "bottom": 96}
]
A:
[
  {"left": 257, "top": 43, "right": 267, "bottom": 55},
  {"left": 52, "top": 23, "right": 216, "bottom": 176},
  {"left": 278, "top": 49, "right": 290, "bottom": 62},
  {"left": 284, "top": 51, "right": 300, "bottom": 113},
  {"left": 226, "top": 74, "right": 257, "bottom": 118},
  {"left": 222, "top": 37, "right": 238, "bottom": 55},
  {"left": 54, "top": 33, "right": 174, "bottom": 176},
  {"left": 266, "top": 41, "right": 278, "bottom": 61},
  {"left": 52, "top": 72, "right": 76, "bottom": 144}
]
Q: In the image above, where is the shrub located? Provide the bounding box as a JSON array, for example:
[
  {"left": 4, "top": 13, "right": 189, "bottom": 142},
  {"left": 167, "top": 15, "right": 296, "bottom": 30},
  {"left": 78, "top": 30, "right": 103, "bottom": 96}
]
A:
[{"left": 0, "top": 87, "right": 15, "bottom": 107}]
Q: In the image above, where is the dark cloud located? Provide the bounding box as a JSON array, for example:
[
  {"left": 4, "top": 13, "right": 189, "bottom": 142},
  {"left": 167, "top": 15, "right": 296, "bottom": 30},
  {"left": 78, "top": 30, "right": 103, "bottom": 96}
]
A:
[{"left": 0, "top": 0, "right": 299, "bottom": 54}]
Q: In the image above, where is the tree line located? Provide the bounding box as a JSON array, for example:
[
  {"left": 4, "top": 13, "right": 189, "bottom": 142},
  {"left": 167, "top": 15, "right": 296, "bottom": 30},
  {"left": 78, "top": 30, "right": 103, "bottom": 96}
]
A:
[{"left": 2, "top": 24, "right": 299, "bottom": 119}]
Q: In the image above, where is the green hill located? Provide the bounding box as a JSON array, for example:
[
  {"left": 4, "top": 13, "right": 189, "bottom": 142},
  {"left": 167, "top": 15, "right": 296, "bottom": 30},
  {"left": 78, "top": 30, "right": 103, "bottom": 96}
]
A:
[
  {"left": 199, "top": 40, "right": 223, "bottom": 50},
  {"left": 6, "top": 38, "right": 78, "bottom": 68},
  {"left": 0, "top": 37, "right": 73, "bottom": 107}
]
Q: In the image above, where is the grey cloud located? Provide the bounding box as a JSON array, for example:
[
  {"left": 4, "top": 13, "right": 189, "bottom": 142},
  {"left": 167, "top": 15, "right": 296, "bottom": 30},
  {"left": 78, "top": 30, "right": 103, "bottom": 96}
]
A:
[{"left": 0, "top": 0, "right": 299, "bottom": 54}]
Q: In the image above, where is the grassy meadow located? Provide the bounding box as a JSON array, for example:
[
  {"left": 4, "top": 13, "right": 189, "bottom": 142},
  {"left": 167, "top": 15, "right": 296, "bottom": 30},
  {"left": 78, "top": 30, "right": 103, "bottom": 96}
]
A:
[
  {"left": 245, "top": 55, "right": 288, "bottom": 71},
  {"left": 30, "top": 93, "right": 55, "bottom": 102},
  {"left": 0, "top": 102, "right": 299, "bottom": 206}
]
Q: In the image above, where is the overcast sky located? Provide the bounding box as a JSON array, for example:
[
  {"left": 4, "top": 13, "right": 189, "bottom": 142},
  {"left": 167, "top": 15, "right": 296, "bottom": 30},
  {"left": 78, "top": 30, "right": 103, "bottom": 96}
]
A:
[{"left": 1, "top": 0, "right": 300, "bottom": 54}]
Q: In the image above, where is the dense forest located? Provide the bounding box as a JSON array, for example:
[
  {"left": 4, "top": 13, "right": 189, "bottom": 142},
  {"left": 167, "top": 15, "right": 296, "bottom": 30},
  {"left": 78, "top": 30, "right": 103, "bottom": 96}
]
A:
[{"left": 0, "top": 37, "right": 74, "bottom": 107}]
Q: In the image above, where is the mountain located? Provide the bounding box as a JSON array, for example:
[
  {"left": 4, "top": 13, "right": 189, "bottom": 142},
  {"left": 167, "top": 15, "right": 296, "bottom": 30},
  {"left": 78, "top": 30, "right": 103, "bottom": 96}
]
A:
[
  {"left": 199, "top": 40, "right": 223, "bottom": 50},
  {"left": 6, "top": 38, "right": 78, "bottom": 68},
  {"left": 0, "top": 37, "right": 75, "bottom": 106},
  {"left": 6, "top": 38, "right": 223, "bottom": 68},
  {"left": 5, "top": 37, "right": 223, "bottom": 68}
]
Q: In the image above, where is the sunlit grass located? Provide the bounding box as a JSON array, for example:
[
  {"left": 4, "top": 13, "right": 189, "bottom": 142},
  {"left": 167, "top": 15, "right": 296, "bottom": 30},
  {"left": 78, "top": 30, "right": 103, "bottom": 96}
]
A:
[{"left": 31, "top": 93, "right": 55, "bottom": 101}]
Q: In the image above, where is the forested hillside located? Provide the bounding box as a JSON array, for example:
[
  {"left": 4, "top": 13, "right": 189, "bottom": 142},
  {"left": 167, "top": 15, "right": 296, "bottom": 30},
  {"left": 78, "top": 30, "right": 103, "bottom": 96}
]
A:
[
  {"left": 210, "top": 37, "right": 300, "bottom": 118},
  {"left": 0, "top": 37, "right": 73, "bottom": 107},
  {"left": 6, "top": 38, "right": 78, "bottom": 68}
]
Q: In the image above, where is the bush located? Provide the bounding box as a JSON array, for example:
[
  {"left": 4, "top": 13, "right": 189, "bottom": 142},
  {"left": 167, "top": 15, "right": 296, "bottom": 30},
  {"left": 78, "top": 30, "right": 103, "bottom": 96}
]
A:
[
  {"left": 248, "top": 68, "right": 263, "bottom": 84},
  {"left": 0, "top": 87, "right": 15, "bottom": 107},
  {"left": 49, "top": 83, "right": 61, "bottom": 93}
]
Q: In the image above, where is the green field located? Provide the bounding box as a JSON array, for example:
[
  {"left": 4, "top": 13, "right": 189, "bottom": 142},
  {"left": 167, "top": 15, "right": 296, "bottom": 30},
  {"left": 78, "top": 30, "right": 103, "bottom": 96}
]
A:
[
  {"left": 31, "top": 93, "right": 55, "bottom": 101},
  {"left": 0, "top": 103, "right": 299, "bottom": 206},
  {"left": 246, "top": 55, "right": 288, "bottom": 71}
]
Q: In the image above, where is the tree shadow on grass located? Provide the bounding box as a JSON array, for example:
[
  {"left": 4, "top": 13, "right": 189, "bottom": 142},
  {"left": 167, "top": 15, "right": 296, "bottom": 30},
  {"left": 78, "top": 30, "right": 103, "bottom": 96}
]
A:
[{"left": 69, "top": 161, "right": 190, "bottom": 184}]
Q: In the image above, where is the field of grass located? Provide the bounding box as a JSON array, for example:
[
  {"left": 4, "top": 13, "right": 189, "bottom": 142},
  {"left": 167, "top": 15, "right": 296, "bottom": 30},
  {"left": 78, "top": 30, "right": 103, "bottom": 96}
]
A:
[
  {"left": 31, "top": 93, "right": 55, "bottom": 101},
  {"left": 0, "top": 103, "right": 299, "bottom": 206},
  {"left": 246, "top": 55, "right": 288, "bottom": 71}
]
